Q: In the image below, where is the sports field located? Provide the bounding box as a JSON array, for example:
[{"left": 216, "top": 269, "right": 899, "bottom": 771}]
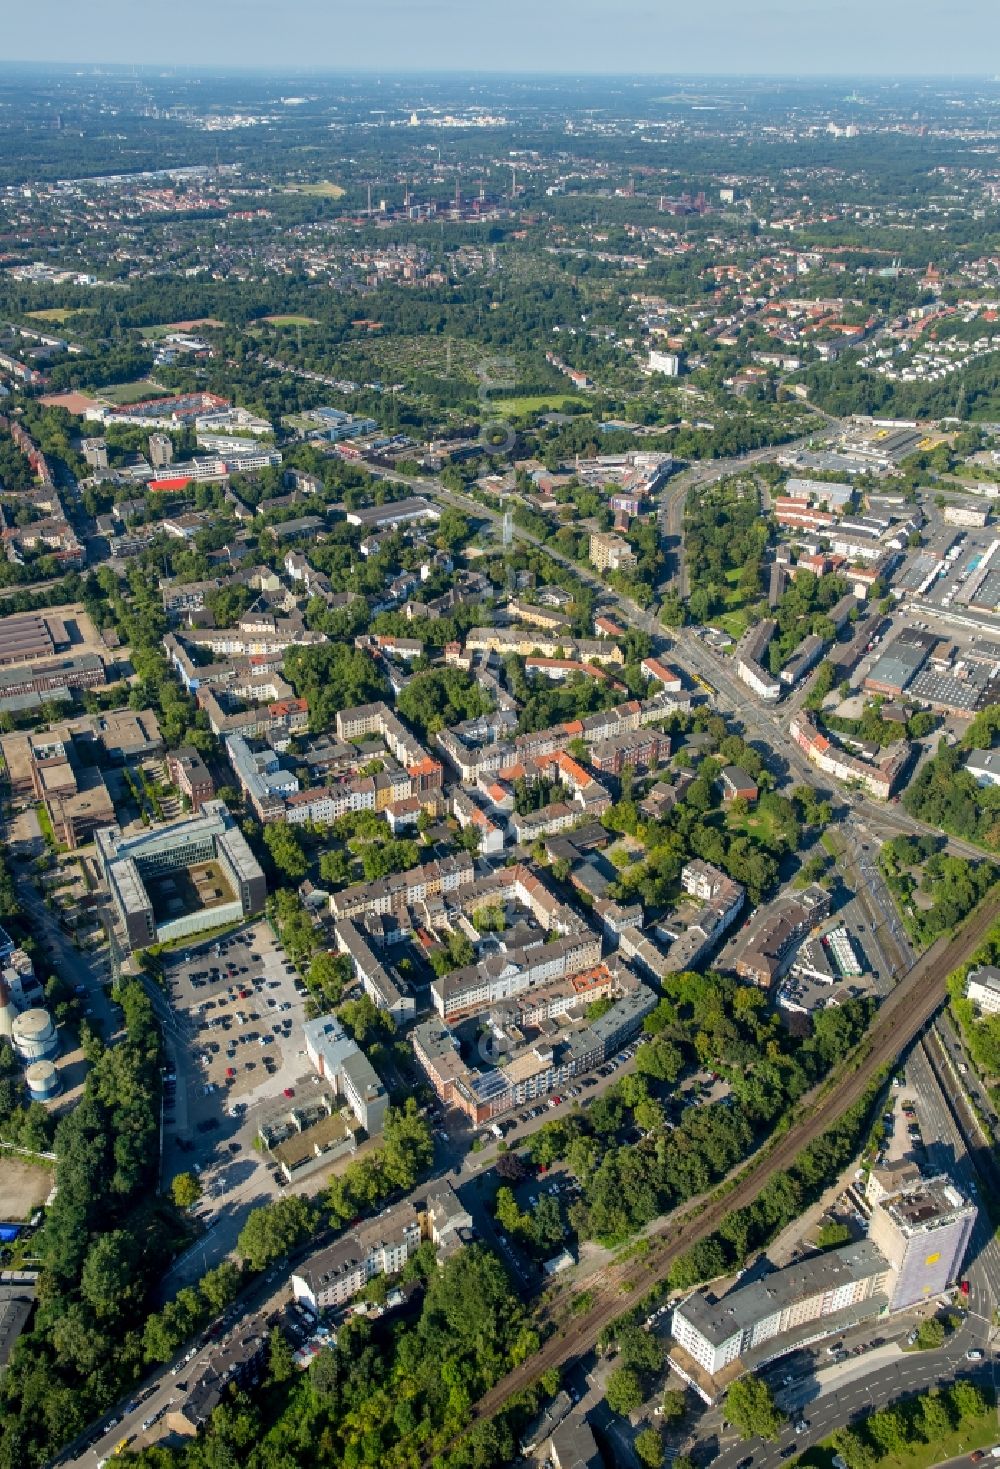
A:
[
  {"left": 489, "top": 393, "right": 589, "bottom": 416},
  {"left": 98, "top": 379, "right": 166, "bottom": 404},
  {"left": 283, "top": 180, "right": 345, "bottom": 198},
  {"left": 262, "top": 314, "right": 320, "bottom": 327}
]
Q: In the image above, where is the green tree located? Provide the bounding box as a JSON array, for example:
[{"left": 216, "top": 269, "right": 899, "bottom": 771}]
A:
[
  {"left": 381, "top": 1099, "right": 433, "bottom": 1188},
  {"left": 867, "top": 1406, "right": 911, "bottom": 1455},
  {"left": 80, "top": 1230, "right": 136, "bottom": 1320},
  {"left": 267, "top": 1325, "right": 295, "bottom": 1384},
  {"left": 915, "top": 1317, "right": 946, "bottom": 1350},
  {"left": 606, "top": 1365, "right": 644, "bottom": 1417},
  {"left": 199, "top": 1260, "right": 242, "bottom": 1316},
  {"left": 284, "top": 642, "right": 386, "bottom": 732},
  {"left": 724, "top": 1374, "right": 786, "bottom": 1442},
  {"left": 918, "top": 1388, "right": 954, "bottom": 1442},
  {"left": 950, "top": 1380, "right": 987, "bottom": 1423},
  {"left": 635, "top": 1425, "right": 664, "bottom": 1467},
  {"left": 660, "top": 1388, "right": 687, "bottom": 1425},
  {"left": 170, "top": 1170, "right": 203, "bottom": 1210},
  {"left": 237, "top": 1196, "right": 314, "bottom": 1271},
  {"left": 831, "top": 1426, "right": 877, "bottom": 1469},
  {"left": 263, "top": 822, "right": 309, "bottom": 882},
  {"left": 305, "top": 950, "right": 350, "bottom": 1005},
  {"left": 618, "top": 1323, "right": 664, "bottom": 1376}
]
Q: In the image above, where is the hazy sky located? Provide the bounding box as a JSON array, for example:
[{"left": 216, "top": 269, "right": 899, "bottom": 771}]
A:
[{"left": 5, "top": 0, "right": 1000, "bottom": 75}]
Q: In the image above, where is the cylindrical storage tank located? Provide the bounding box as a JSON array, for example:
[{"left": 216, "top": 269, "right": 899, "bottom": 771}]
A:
[
  {"left": 12, "top": 1009, "right": 58, "bottom": 1063},
  {"left": 24, "top": 1059, "right": 60, "bottom": 1102}
]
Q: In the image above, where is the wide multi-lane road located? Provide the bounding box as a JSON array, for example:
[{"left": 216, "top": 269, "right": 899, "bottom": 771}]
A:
[{"left": 441, "top": 892, "right": 997, "bottom": 1448}]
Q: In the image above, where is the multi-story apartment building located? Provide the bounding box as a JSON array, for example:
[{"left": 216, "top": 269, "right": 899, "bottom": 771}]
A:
[
  {"left": 868, "top": 1176, "right": 977, "bottom": 1311},
  {"left": 291, "top": 1201, "right": 422, "bottom": 1312},
  {"left": 671, "top": 1241, "right": 890, "bottom": 1384},
  {"left": 160, "top": 578, "right": 220, "bottom": 616},
  {"left": 302, "top": 1013, "right": 388, "bottom": 1135},
  {"left": 589, "top": 727, "right": 669, "bottom": 777},
  {"left": 334, "top": 919, "right": 415, "bottom": 1024},
  {"left": 735, "top": 621, "right": 781, "bottom": 702},
  {"left": 413, "top": 969, "right": 656, "bottom": 1124},
  {"left": 588, "top": 532, "right": 638, "bottom": 573},
  {"left": 166, "top": 747, "right": 215, "bottom": 811},
  {"left": 464, "top": 628, "right": 626, "bottom": 664},
  {"left": 790, "top": 709, "right": 910, "bottom": 801},
  {"left": 329, "top": 853, "right": 475, "bottom": 922},
  {"left": 437, "top": 692, "right": 684, "bottom": 784},
  {"left": 734, "top": 885, "right": 831, "bottom": 987},
  {"left": 966, "top": 964, "right": 1000, "bottom": 1016},
  {"left": 431, "top": 930, "right": 603, "bottom": 1021},
  {"left": 335, "top": 702, "right": 443, "bottom": 793}
]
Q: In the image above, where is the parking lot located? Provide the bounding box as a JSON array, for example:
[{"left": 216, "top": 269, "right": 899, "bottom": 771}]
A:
[{"left": 159, "top": 919, "right": 314, "bottom": 1209}]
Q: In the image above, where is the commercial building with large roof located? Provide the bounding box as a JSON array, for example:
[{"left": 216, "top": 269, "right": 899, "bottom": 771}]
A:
[
  {"left": 863, "top": 628, "right": 936, "bottom": 696},
  {"left": 96, "top": 800, "right": 266, "bottom": 950}
]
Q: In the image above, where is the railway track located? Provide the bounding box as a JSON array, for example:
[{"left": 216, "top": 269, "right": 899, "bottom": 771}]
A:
[{"left": 452, "top": 893, "right": 998, "bottom": 1442}]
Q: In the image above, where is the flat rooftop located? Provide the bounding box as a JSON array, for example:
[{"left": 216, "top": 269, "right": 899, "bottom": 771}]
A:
[
  {"left": 677, "top": 1240, "right": 888, "bottom": 1347},
  {"left": 878, "top": 1177, "right": 973, "bottom": 1235}
]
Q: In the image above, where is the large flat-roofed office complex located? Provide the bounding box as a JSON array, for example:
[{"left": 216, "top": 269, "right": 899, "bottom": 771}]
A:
[
  {"left": 96, "top": 800, "right": 266, "bottom": 950},
  {"left": 867, "top": 1175, "right": 977, "bottom": 1310}
]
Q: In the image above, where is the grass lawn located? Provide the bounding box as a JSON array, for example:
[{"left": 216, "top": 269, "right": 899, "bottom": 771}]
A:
[
  {"left": 99, "top": 379, "right": 165, "bottom": 405},
  {"left": 35, "top": 803, "right": 67, "bottom": 854},
  {"left": 25, "top": 308, "right": 94, "bottom": 324},
  {"left": 491, "top": 392, "right": 590, "bottom": 416},
  {"left": 140, "top": 323, "right": 186, "bottom": 341},
  {"left": 726, "top": 803, "right": 782, "bottom": 847},
  {"left": 710, "top": 568, "right": 755, "bottom": 640},
  {"left": 797, "top": 1400, "right": 1000, "bottom": 1469},
  {"left": 716, "top": 608, "right": 751, "bottom": 640},
  {"left": 262, "top": 314, "right": 320, "bottom": 327},
  {"left": 283, "top": 180, "right": 345, "bottom": 198}
]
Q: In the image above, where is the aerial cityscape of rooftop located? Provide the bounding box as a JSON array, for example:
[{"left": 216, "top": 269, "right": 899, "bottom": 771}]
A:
[{"left": 0, "top": 15, "right": 996, "bottom": 1469}]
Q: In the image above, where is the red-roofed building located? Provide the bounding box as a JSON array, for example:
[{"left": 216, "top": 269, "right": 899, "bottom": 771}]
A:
[
  {"left": 641, "top": 657, "right": 683, "bottom": 692},
  {"left": 149, "top": 475, "right": 194, "bottom": 493}
]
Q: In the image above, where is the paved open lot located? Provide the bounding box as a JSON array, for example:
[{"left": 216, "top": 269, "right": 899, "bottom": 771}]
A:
[{"left": 158, "top": 920, "right": 314, "bottom": 1221}]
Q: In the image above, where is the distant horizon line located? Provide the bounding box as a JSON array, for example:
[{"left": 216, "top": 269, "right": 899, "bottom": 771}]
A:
[{"left": 0, "top": 61, "right": 997, "bottom": 82}]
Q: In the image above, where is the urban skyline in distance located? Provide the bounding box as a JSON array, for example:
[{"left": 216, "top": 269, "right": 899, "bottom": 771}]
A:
[{"left": 4, "top": 0, "right": 1000, "bottom": 74}]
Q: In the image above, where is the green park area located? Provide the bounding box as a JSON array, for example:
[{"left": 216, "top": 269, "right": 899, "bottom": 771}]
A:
[
  {"left": 98, "top": 379, "right": 165, "bottom": 404},
  {"left": 492, "top": 392, "right": 590, "bottom": 417},
  {"left": 25, "top": 308, "right": 94, "bottom": 324},
  {"left": 262, "top": 314, "right": 321, "bottom": 327},
  {"left": 726, "top": 799, "right": 785, "bottom": 848},
  {"left": 711, "top": 567, "right": 755, "bottom": 640}
]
